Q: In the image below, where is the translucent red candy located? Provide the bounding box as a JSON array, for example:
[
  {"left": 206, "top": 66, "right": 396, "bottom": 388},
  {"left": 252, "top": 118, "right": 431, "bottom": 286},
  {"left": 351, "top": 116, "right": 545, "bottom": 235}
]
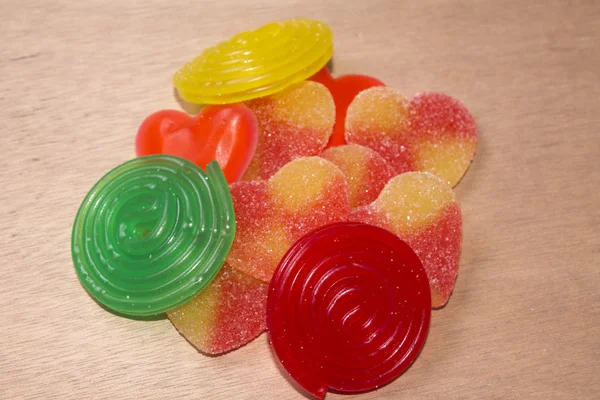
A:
[
  {"left": 321, "top": 144, "right": 395, "bottom": 208},
  {"left": 309, "top": 67, "right": 385, "bottom": 148},
  {"left": 349, "top": 172, "right": 462, "bottom": 307},
  {"left": 228, "top": 157, "right": 350, "bottom": 282},
  {"left": 345, "top": 88, "right": 477, "bottom": 187},
  {"left": 136, "top": 105, "right": 258, "bottom": 183},
  {"left": 167, "top": 264, "right": 268, "bottom": 355},
  {"left": 267, "top": 222, "right": 431, "bottom": 399},
  {"left": 307, "top": 66, "right": 335, "bottom": 92},
  {"left": 243, "top": 81, "right": 335, "bottom": 180}
]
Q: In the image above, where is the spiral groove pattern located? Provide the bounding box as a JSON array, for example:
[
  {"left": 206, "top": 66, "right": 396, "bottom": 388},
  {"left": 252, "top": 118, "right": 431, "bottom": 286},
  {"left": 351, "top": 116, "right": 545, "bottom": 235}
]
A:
[
  {"left": 267, "top": 222, "right": 431, "bottom": 398},
  {"left": 72, "top": 155, "right": 235, "bottom": 317},
  {"left": 173, "top": 18, "right": 333, "bottom": 104}
]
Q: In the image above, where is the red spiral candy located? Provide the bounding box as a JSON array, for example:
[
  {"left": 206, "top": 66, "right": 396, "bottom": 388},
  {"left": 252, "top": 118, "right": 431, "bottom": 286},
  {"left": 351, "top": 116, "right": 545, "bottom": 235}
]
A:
[{"left": 267, "top": 222, "right": 431, "bottom": 398}]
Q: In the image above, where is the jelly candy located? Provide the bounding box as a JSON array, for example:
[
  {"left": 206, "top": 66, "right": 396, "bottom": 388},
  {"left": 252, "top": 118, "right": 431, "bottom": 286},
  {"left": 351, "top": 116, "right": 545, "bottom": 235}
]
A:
[
  {"left": 173, "top": 18, "right": 333, "bottom": 104},
  {"left": 243, "top": 81, "right": 335, "bottom": 180},
  {"left": 228, "top": 157, "right": 350, "bottom": 282},
  {"left": 168, "top": 264, "right": 268, "bottom": 355},
  {"left": 345, "top": 88, "right": 477, "bottom": 187},
  {"left": 71, "top": 156, "right": 235, "bottom": 317},
  {"left": 307, "top": 66, "right": 335, "bottom": 92},
  {"left": 267, "top": 222, "right": 431, "bottom": 399},
  {"left": 349, "top": 172, "right": 462, "bottom": 307},
  {"left": 309, "top": 67, "right": 385, "bottom": 148},
  {"left": 320, "top": 144, "right": 395, "bottom": 208},
  {"left": 407, "top": 92, "right": 478, "bottom": 186},
  {"left": 135, "top": 105, "right": 258, "bottom": 183}
]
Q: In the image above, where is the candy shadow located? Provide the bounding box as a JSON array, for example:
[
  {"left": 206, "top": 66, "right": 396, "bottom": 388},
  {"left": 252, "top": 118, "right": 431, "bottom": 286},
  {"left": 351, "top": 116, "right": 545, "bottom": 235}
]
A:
[
  {"left": 326, "top": 58, "right": 334, "bottom": 74},
  {"left": 173, "top": 87, "right": 204, "bottom": 115}
]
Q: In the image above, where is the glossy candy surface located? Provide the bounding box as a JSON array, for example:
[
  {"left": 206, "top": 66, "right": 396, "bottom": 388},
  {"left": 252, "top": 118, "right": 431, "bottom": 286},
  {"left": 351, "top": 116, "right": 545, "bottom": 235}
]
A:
[
  {"left": 349, "top": 172, "right": 462, "bottom": 307},
  {"left": 243, "top": 81, "right": 335, "bottom": 180},
  {"left": 267, "top": 222, "right": 431, "bottom": 398},
  {"left": 174, "top": 18, "right": 333, "bottom": 104},
  {"left": 346, "top": 88, "right": 477, "bottom": 187},
  {"left": 135, "top": 105, "right": 258, "bottom": 183},
  {"left": 228, "top": 157, "right": 350, "bottom": 282},
  {"left": 71, "top": 155, "right": 235, "bottom": 317},
  {"left": 168, "top": 264, "right": 268, "bottom": 355}
]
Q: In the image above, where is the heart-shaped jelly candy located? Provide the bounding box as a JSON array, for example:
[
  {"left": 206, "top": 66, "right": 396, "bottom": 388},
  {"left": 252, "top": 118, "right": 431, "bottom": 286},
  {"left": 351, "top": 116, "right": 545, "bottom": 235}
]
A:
[
  {"left": 349, "top": 172, "right": 462, "bottom": 307},
  {"left": 242, "top": 81, "right": 335, "bottom": 181},
  {"left": 228, "top": 157, "right": 351, "bottom": 282},
  {"left": 136, "top": 105, "right": 259, "bottom": 183}
]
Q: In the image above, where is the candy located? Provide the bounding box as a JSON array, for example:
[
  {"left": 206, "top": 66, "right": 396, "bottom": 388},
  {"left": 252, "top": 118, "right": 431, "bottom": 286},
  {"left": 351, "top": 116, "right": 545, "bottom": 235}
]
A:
[
  {"left": 307, "top": 66, "right": 335, "bottom": 92},
  {"left": 135, "top": 105, "right": 258, "bottom": 183},
  {"left": 242, "top": 81, "right": 335, "bottom": 180},
  {"left": 408, "top": 92, "right": 478, "bottom": 186},
  {"left": 345, "top": 88, "right": 477, "bottom": 187},
  {"left": 71, "top": 156, "right": 235, "bottom": 317},
  {"left": 320, "top": 144, "right": 395, "bottom": 208},
  {"left": 267, "top": 222, "right": 431, "bottom": 399},
  {"left": 349, "top": 172, "right": 462, "bottom": 307},
  {"left": 167, "top": 264, "right": 268, "bottom": 355},
  {"left": 228, "top": 157, "right": 350, "bottom": 282},
  {"left": 309, "top": 67, "right": 385, "bottom": 148},
  {"left": 173, "top": 18, "right": 333, "bottom": 105}
]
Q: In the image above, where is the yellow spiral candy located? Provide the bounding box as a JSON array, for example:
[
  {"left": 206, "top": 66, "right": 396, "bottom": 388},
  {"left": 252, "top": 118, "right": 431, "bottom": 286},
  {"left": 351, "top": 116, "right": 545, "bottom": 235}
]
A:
[{"left": 173, "top": 18, "right": 333, "bottom": 105}]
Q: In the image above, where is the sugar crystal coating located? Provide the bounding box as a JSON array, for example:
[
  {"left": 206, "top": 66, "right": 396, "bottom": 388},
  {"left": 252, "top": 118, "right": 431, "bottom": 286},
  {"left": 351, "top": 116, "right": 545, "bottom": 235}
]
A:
[
  {"left": 228, "top": 157, "right": 350, "bottom": 282},
  {"left": 345, "top": 87, "right": 413, "bottom": 173},
  {"left": 345, "top": 88, "right": 477, "bottom": 187},
  {"left": 168, "top": 264, "right": 268, "bottom": 355},
  {"left": 243, "top": 81, "right": 335, "bottom": 180},
  {"left": 321, "top": 144, "right": 395, "bottom": 208},
  {"left": 408, "top": 92, "right": 477, "bottom": 186},
  {"left": 349, "top": 172, "right": 462, "bottom": 307}
]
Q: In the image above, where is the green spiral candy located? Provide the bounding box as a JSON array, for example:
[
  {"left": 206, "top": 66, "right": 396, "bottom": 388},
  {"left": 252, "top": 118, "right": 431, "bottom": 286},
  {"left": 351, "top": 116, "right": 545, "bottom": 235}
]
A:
[{"left": 71, "top": 155, "right": 235, "bottom": 317}]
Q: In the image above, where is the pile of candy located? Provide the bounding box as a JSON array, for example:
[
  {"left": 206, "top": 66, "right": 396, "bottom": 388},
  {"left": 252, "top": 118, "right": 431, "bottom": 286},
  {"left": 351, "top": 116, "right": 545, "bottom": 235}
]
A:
[{"left": 72, "top": 18, "right": 477, "bottom": 398}]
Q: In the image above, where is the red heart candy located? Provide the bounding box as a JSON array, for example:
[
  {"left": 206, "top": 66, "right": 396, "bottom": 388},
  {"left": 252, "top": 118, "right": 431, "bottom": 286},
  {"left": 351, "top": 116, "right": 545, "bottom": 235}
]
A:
[
  {"left": 309, "top": 67, "right": 385, "bottom": 148},
  {"left": 135, "top": 104, "right": 259, "bottom": 183}
]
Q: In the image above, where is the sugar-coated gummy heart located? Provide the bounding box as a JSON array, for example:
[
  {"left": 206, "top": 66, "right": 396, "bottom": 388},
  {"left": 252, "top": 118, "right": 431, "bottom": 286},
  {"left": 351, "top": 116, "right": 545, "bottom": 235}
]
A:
[
  {"left": 228, "top": 157, "right": 350, "bottom": 282},
  {"left": 309, "top": 67, "right": 385, "bottom": 148},
  {"left": 173, "top": 18, "right": 333, "bottom": 104},
  {"left": 71, "top": 156, "right": 235, "bottom": 317},
  {"left": 135, "top": 105, "right": 258, "bottom": 183},
  {"left": 320, "top": 144, "right": 395, "bottom": 208},
  {"left": 242, "top": 81, "right": 335, "bottom": 181},
  {"left": 345, "top": 88, "right": 477, "bottom": 187},
  {"left": 167, "top": 264, "right": 268, "bottom": 355},
  {"left": 267, "top": 222, "right": 431, "bottom": 399},
  {"left": 407, "top": 92, "right": 478, "bottom": 186},
  {"left": 349, "top": 172, "right": 462, "bottom": 307}
]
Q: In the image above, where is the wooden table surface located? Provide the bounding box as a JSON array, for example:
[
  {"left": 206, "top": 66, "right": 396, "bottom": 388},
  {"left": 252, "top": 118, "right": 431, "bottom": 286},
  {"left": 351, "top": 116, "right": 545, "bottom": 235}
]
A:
[{"left": 2, "top": 1, "right": 599, "bottom": 399}]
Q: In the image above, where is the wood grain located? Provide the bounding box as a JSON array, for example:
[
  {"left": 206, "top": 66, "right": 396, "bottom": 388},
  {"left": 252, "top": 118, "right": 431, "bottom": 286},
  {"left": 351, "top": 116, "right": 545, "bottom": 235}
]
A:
[{"left": 1, "top": 1, "right": 599, "bottom": 398}]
